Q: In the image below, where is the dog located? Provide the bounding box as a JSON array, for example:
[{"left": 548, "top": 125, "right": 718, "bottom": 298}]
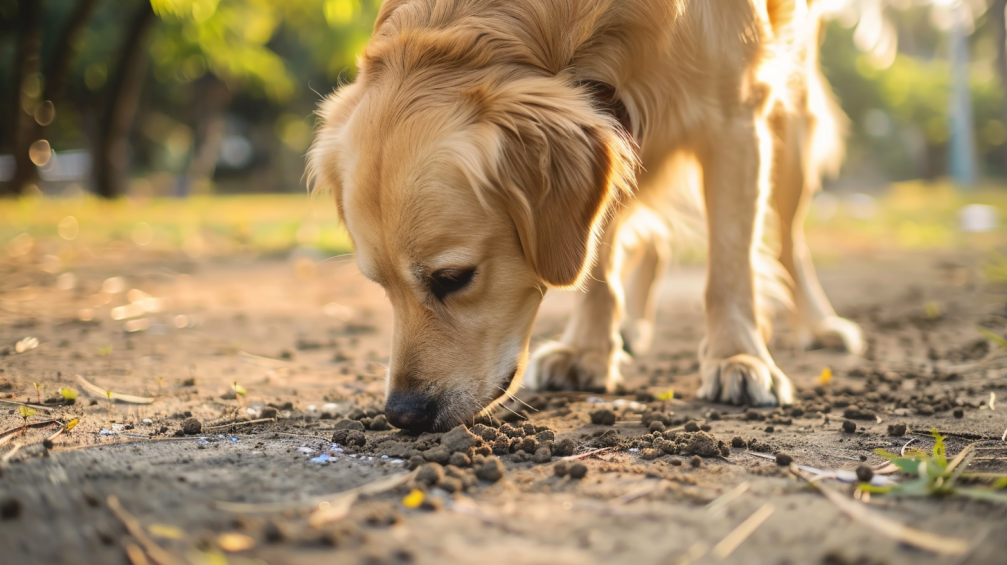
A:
[{"left": 308, "top": 0, "right": 864, "bottom": 433}]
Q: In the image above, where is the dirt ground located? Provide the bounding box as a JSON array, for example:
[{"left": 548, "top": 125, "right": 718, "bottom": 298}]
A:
[{"left": 2, "top": 245, "right": 1006, "bottom": 565}]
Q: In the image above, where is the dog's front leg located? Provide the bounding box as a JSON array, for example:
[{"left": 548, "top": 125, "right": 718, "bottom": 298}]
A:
[
  {"left": 524, "top": 215, "right": 628, "bottom": 393},
  {"left": 696, "top": 116, "right": 794, "bottom": 406}
]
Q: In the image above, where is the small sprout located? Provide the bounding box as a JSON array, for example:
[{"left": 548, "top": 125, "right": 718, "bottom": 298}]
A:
[
  {"left": 232, "top": 381, "right": 247, "bottom": 407},
  {"left": 98, "top": 344, "right": 113, "bottom": 357},
  {"left": 59, "top": 387, "right": 78, "bottom": 401},
  {"left": 818, "top": 367, "right": 832, "bottom": 386},
  {"left": 106, "top": 389, "right": 113, "bottom": 412},
  {"left": 656, "top": 389, "right": 675, "bottom": 401},
  {"left": 402, "top": 489, "right": 425, "bottom": 509},
  {"left": 65, "top": 418, "right": 79, "bottom": 432},
  {"left": 19, "top": 405, "right": 37, "bottom": 426},
  {"left": 33, "top": 382, "right": 44, "bottom": 403},
  {"left": 156, "top": 376, "right": 164, "bottom": 394},
  {"left": 978, "top": 326, "right": 1007, "bottom": 351}
]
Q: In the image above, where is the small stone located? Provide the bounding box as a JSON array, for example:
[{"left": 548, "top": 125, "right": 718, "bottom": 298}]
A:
[
  {"left": 416, "top": 463, "right": 444, "bottom": 486},
  {"left": 181, "top": 418, "right": 202, "bottom": 435},
  {"left": 953, "top": 408, "right": 964, "bottom": 419},
  {"left": 442, "top": 425, "right": 477, "bottom": 453},
  {"left": 0, "top": 498, "right": 21, "bottom": 520},
  {"left": 448, "top": 452, "right": 471, "bottom": 467},
  {"left": 568, "top": 463, "right": 588, "bottom": 479},
  {"left": 590, "top": 409, "right": 616, "bottom": 426},
  {"left": 856, "top": 465, "right": 874, "bottom": 483},
  {"left": 476, "top": 456, "right": 505, "bottom": 482},
  {"left": 775, "top": 452, "right": 793, "bottom": 466},
  {"left": 887, "top": 423, "right": 907, "bottom": 437},
  {"left": 841, "top": 420, "right": 857, "bottom": 434}
]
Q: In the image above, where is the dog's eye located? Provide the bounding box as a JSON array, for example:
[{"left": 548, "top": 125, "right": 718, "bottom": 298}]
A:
[{"left": 429, "top": 268, "right": 476, "bottom": 300}]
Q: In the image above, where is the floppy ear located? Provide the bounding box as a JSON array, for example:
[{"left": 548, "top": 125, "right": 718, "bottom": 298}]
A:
[
  {"left": 306, "top": 83, "right": 363, "bottom": 222},
  {"left": 490, "top": 80, "right": 637, "bottom": 287}
]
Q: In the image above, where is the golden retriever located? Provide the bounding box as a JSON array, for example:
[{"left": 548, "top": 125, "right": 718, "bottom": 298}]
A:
[{"left": 309, "top": 0, "right": 864, "bottom": 432}]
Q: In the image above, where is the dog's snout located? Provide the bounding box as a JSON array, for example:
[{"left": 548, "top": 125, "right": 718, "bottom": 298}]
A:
[{"left": 385, "top": 391, "right": 437, "bottom": 433}]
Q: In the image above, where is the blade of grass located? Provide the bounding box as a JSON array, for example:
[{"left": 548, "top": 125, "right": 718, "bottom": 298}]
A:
[{"left": 76, "top": 375, "right": 155, "bottom": 404}]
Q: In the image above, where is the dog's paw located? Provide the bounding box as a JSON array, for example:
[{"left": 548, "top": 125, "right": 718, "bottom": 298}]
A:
[
  {"left": 697, "top": 353, "right": 794, "bottom": 406},
  {"left": 809, "top": 316, "right": 864, "bottom": 355},
  {"left": 523, "top": 341, "right": 625, "bottom": 393}
]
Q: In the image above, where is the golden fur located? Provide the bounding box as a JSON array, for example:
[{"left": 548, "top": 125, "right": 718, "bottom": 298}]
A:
[{"left": 309, "top": 0, "right": 863, "bottom": 431}]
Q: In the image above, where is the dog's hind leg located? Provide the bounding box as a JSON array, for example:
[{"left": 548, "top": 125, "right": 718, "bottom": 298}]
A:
[
  {"left": 695, "top": 114, "right": 794, "bottom": 407},
  {"left": 524, "top": 213, "right": 629, "bottom": 393},
  {"left": 769, "top": 90, "right": 864, "bottom": 354}
]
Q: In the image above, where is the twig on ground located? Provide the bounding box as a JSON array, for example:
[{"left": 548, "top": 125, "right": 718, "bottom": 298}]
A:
[
  {"left": 1, "top": 442, "right": 23, "bottom": 464},
  {"left": 107, "top": 495, "right": 187, "bottom": 565},
  {"left": 0, "top": 399, "right": 53, "bottom": 412},
  {"left": 214, "top": 470, "right": 416, "bottom": 517},
  {"left": 76, "top": 375, "right": 155, "bottom": 404},
  {"left": 711, "top": 503, "right": 775, "bottom": 559},
  {"left": 706, "top": 482, "right": 750, "bottom": 516},
  {"left": 793, "top": 465, "right": 970, "bottom": 555},
  {"left": 609, "top": 481, "right": 664, "bottom": 506},
  {"left": 561, "top": 447, "right": 613, "bottom": 461},
  {"left": 0, "top": 420, "right": 61, "bottom": 446},
  {"left": 201, "top": 418, "right": 276, "bottom": 432}
]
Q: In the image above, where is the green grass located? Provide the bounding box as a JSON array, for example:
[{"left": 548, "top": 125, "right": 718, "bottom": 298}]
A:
[{"left": 0, "top": 193, "right": 352, "bottom": 259}]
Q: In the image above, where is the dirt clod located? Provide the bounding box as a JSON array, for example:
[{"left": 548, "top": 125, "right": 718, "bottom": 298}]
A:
[
  {"left": 683, "top": 431, "right": 721, "bottom": 458},
  {"left": 553, "top": 460, "right": 569, "bottom": 477},
  {"left": 568, "top": 463, "right": 588, "bottom": 479},
  {"left": 775, "top": 452, "right": 793, "bottom": 466},
  {"left": 731, "top": 437, "right": 746, "bottom": 448},
  {"left": 689, "top": 456, "right": 702, "bottom": 468},
  {"left": 369, "top": 415, "right": 390, "bottom": 431},
  {"left": 0, "top": 497, "right": 21, "bottom": 520},
  {"left": 841, "top": 420, "right": 856, "bottom": 434},
  {"left": 843, "top": 408, "right": 876, "bottom": 421},
  {"left": 648, "top": 421, "right": 666, "bottom": 433},
  {"left": 887, "top": 423, "right": 907, "bottom": 437},
  {"left": 259, "top": 406, "right": 278, "bottom": 419},
  {"left": 553, "top": 438, "right": 576, "bottom": 457},
  {"left": 416, "top": 463, "right": 444, "bottom": 486},
  {"left": 423, "top": 445, "right": 451, "bottom": 465},
  {"left": 448, "top": 452, "right": 471, "bottom": 467},
  {"left": 333, "top": 419, "right": 365, "bottom": 431},
  {"left": 532, "top": 446, "right": 552, "bottom": 464},
  {"left": 683, "top": 420, "right": 700, "bottom": 432},
  {"left": 590, "top": 409, "right": 616, "bottom": 426},
  {"left": 441, "top": 425, "right": 477, "bottom": 453},
  {"left": 475, "top": 456, "right": 505, "bottom": 483},
  {"left": 855, "top": 465, "right": 874, "bottom": 483},
  {"left": 181, "top": 418, "right": 202, "bottom": 435},
  {"left": 953, "top": 408, "right": 964, "bottom": 419}
]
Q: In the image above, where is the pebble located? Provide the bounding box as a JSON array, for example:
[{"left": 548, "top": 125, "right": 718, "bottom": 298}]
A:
[
  {"left": 568, "top": 463, "right": 588, "bottom": 479},
  {"left": 775, "top": 452, "right": 793, "bottom": 466},
  {"left": 856, "top": 465, "right": 874, "bottom": 483},
  {"left": 841, "top": 420, "right": 857, "bottom": 434},
  {"left": 475, "top": 456, "right": 505, "bottom": 482},
  {"left": 181, "top": 418, "right": 202, "bottom": 435}
]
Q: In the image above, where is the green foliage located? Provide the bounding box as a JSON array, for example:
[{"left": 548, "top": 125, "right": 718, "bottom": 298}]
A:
[
  {"left": 867, "top": 429, "right": 1007, "bottom": 502},
  {"left": 978, "top": 326, "right": 1007, "bottom": 350}
]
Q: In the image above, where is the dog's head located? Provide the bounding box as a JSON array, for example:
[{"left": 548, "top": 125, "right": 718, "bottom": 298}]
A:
[{"left": 308, "top": 31, "right": 636, "bottom": 432}]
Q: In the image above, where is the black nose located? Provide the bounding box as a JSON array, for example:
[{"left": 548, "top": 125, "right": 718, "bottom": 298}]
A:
[{"left": 385, "top": 391, "right": 437, "bottom": 433}]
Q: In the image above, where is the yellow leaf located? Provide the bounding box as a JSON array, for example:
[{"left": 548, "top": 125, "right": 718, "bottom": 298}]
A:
[
  {"left": 217, "top": 532, "right": 255, "bottom": 552},
  {"left": 59, "top": 387, "right": 78, "bottom": 400},
  {"left": 65, "top": 418, "right": 79, "bottom": 432},
  {"left": 148, "top": 523, "right": 186, "bottom": 540},
  {"left": 924, "top": 301, "right": 941, "bottom": 320},
  {"left": 819, "top": 367, "right": 832, "bottom": 385},
  {"left": 98, "top": 344, "right": 113, "bottom": 357},
  {"left": 232, "top": 382, "right": 246, "bottom": 396},
  {"left": 656, "top": 390, "right": 675, "bottom": 401},
  {"left": 402, "top": 489, "right": 424, "bottom": 509}
]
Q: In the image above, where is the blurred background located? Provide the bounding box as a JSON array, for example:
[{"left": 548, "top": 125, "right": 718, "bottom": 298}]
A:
[{"left": 0, "top": 0, "right": 1005, "bottom": 256}]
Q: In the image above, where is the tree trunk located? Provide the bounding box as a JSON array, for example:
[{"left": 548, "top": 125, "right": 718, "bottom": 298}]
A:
[
  {"left": 6, "top": 0, "right": 43, "bottom": 197},
  {"left": 93, "top": 0, "right": 156, "bottom": 199},
  {"left": 11, "top": 0, "right": 101, "bottom": 196}
]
